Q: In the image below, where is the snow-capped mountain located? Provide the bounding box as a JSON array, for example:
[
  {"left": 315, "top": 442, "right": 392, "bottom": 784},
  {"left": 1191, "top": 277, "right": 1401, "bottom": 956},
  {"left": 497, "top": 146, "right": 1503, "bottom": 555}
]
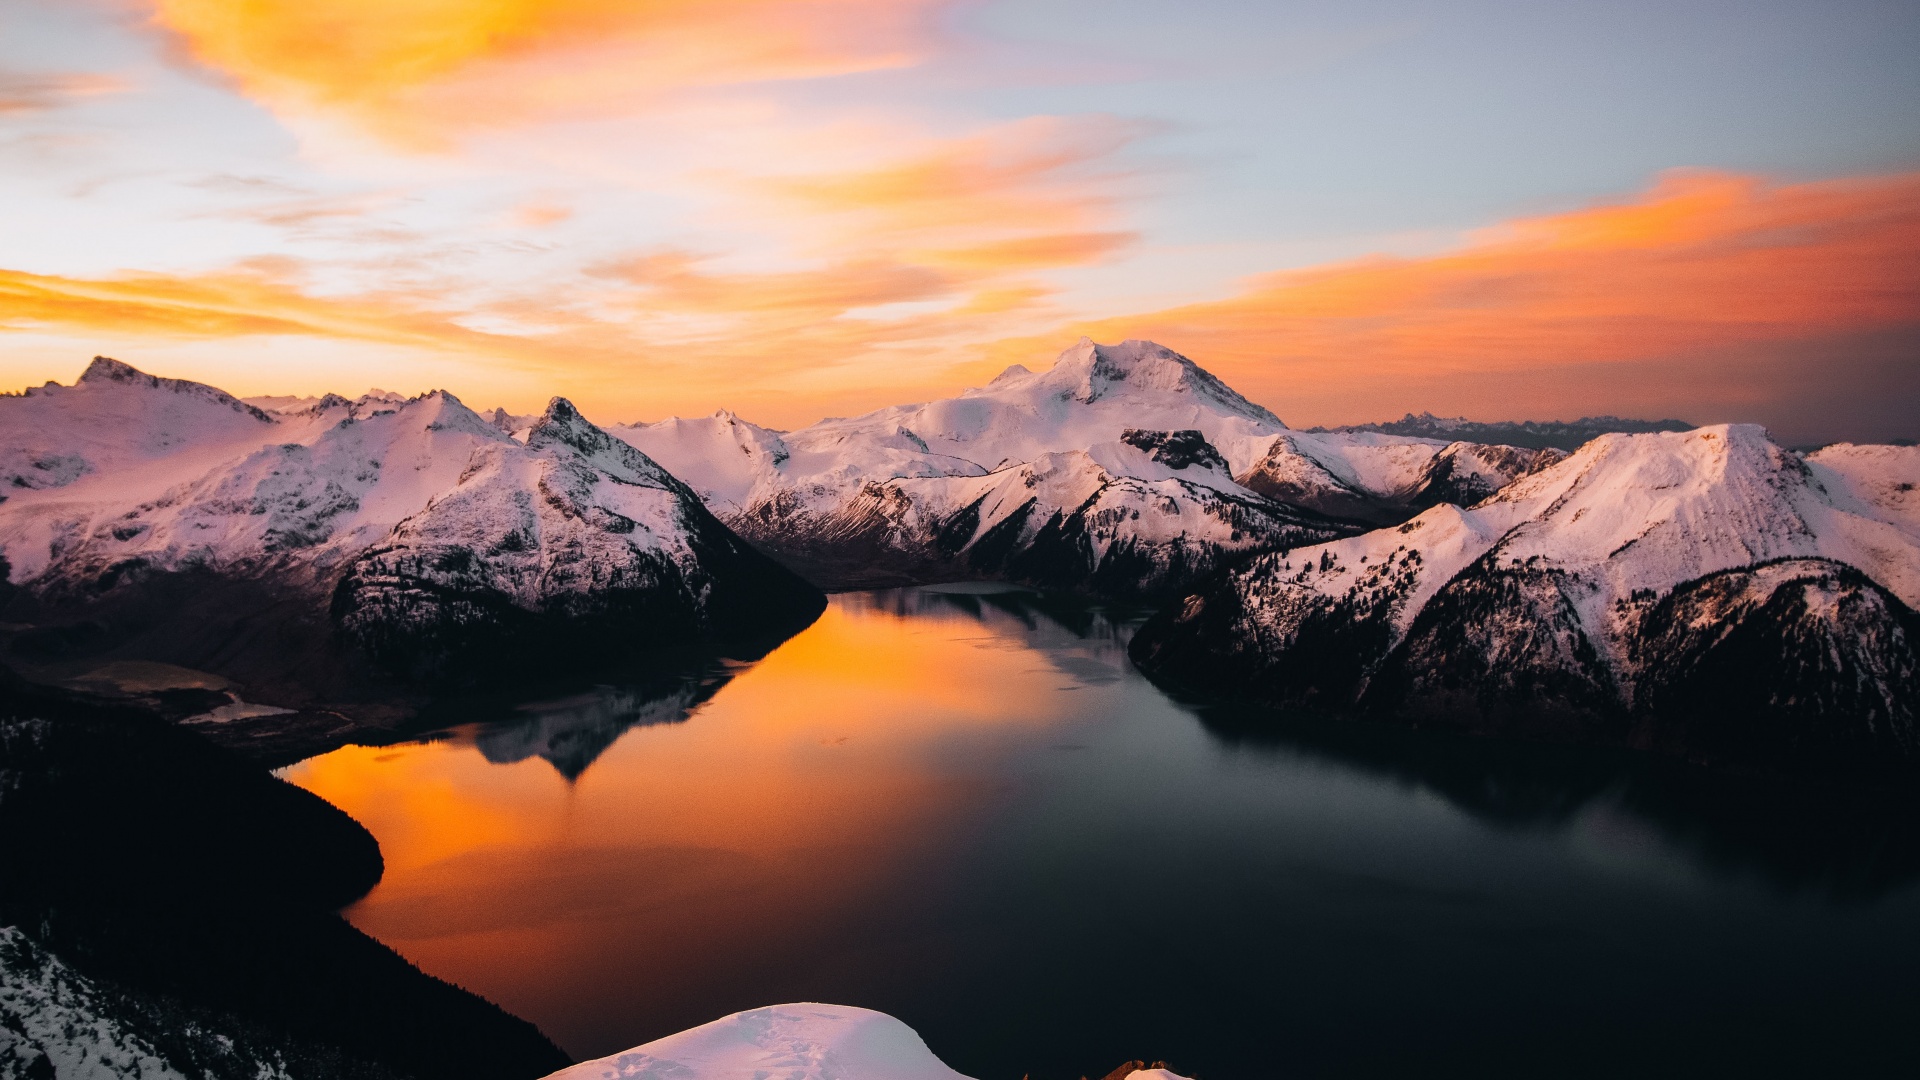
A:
[
  {"left": 613, "top": 339, "right": 1556, "bottom": 596},
  {"left": 242, "top": 388, "right": 409, "bottom": 416},
  {"left": 0, "top": 360, "right": 823, "bottom": 692},
  {"left": 1131, "top": 425, "right": 1920, "bottom": 766}
]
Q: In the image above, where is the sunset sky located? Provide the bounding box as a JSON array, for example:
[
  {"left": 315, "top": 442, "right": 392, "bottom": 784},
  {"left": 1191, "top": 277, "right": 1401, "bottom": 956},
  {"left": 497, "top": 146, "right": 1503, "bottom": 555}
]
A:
[{"left": 3, "top": 0, "right": 1916, "bottom": 442}]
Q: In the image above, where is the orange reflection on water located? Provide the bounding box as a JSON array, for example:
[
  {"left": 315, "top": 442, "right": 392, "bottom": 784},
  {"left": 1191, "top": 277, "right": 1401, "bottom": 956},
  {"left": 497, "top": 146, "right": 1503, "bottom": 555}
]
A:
[{"left": 281, "top": 592, "right": 1090, "bottom": 1053}]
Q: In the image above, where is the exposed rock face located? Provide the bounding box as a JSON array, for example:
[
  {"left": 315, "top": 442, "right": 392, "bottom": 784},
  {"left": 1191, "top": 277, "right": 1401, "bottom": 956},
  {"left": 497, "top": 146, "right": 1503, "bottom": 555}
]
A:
[
  {"left": 1119, "top": 428, "right": 1230, "bottom": 472},
  {"left": 1132, "top": 427, "right": 1920, "bottom": 766},
  {"left": 0, "top": 361, "right": 823, "bottom": 695},
  {"left": 1404, "top": 442, "right": 1567, "bottom": 514},
  {"left": 1627, "top": 559, "right": 1918, "bottom": 761},
  {"left": 1235, "top": 435, "right": 1564, "bottom": 525}
]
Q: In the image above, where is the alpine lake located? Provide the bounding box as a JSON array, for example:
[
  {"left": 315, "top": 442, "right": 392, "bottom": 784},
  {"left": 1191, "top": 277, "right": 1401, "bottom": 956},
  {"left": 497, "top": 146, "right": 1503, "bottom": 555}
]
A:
[{"left": 281, "top": 586, "right": 1920, "bottom": 1078}]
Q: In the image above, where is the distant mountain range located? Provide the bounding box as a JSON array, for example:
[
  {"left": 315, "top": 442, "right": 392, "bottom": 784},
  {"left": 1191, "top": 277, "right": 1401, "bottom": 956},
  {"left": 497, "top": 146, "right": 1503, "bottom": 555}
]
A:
[
  {"left": 4, "top": 340, "right": 1916, "bottom": 768},
  {"left": 1307, "top": 412, "right": 1694, "bottom": 450}
]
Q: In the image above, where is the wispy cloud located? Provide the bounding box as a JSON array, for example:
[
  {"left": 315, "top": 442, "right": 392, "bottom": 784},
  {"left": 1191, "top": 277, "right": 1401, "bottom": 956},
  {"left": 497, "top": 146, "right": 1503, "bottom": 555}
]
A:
[
  {"left": 0, "top": 71, "right": 130, "bottom": 115},
  {"left": 0, "top": 263, "right": 499, "bottom": 350}
]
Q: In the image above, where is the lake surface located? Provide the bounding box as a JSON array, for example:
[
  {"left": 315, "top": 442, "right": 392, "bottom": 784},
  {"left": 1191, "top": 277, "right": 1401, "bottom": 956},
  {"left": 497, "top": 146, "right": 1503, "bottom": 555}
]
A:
[{"left": 284, "top": 587, "right": 1920, "bottom": 1078}]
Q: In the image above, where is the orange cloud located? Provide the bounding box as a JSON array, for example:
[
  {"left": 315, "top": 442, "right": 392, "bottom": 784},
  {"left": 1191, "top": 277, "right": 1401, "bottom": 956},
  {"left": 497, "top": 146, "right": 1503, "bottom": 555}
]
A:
[
  {"left": 596, "top": 251, "right": 955, "bottom": 319},
  {"left": 766, "top": 117, "right": 1137, "bottom": 243},
  {"left": 0, "top": 264, "right": 496, "bottom": 348},
  {"left": 150, "top": 0, "right": 944, "bottom": 142},
  {"left": 984, "top": 169, "right": 1920, "bottom": 422},
  {"left": 0, "top": 257, "right": 1039, "bottom": 426},
  {"left": 10, "top": 170, "right": 1913, "bottom": 440},
  {"left": 920, "top": 231, "right": 1136, "bottom": 271}
]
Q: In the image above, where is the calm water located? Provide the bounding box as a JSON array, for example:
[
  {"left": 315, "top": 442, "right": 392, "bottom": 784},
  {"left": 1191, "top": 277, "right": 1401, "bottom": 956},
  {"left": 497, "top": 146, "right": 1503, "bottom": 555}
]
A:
[{"left": 284, "top": 587, "right": 1920, "bottom": 1078}]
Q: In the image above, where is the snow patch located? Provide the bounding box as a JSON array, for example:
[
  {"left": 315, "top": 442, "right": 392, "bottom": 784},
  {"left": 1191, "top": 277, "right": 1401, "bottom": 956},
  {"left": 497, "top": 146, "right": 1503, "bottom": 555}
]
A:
[{"left": 544, "top": 1004, "right": 973, "bottom": 1080}]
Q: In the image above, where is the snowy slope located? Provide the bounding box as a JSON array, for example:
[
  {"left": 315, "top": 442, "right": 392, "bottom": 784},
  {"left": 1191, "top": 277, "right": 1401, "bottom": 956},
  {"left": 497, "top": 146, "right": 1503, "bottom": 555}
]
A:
[
  {"left": 0, "top": 926, "right": 291, "bottom": 1080},
  {"left": 545, "top": 1004, "right": 973, "bottom": 1080},
  {"left": 1132, "top": 425, "right": 1920, "bottom": 764},
  {"left": 608, "top": 410, "right": 802, "bottom": 512},
  {"left": 1806, "top": 442, "right": 1920, "bottom": 539},
  {"left": 543, "top": 1004, "right": 1198, "bottom": 1080},
  {"left": 613, "top": 339, "right": 1549, "bottom": 594},
  {"left": 0, "top": 358, "right": 275, "bottom": 495}
]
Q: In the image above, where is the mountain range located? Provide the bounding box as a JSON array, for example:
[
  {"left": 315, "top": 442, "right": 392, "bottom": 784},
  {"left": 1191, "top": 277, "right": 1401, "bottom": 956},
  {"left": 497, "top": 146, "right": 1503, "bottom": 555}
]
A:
[
  {"left": 4, "top": 339, "right": 1915, "bottom": 767},
  {"left": 1131, "top": 425, "right": 1920, "bottom": 766},
  {"left": 1308, "top": 412, "right": 1694, "bottom": 450},
  {"left": 0, "top": 358, "right": 821, "bottom": 701},
  {"left": 610, "top": 339, "right": 1564, "bottom": 595}
]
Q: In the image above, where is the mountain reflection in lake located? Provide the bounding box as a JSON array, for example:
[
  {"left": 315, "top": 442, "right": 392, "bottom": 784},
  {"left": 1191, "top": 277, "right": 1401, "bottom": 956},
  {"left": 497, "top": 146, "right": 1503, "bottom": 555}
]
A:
[{"left": 283, "top": 587, "right": 1920, "bottom": 1077}]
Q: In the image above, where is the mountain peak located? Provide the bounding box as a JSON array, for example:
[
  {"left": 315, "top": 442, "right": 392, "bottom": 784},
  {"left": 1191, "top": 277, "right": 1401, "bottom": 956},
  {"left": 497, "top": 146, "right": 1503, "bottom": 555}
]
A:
[
  {"left": 75, "top": 356, "right": 275, "bottom": 423},
  {"left": 527, "top": 396, "right": 595, "bottom": 451},
  {"left": 1005, "top": 338, "right": 1285, "bottom": 427},
  {"left": 529, "top": 396, "right": 688, "bottom": 492},
  {"left": 78, "top": 356, "right": 149, "bottom": 385}
]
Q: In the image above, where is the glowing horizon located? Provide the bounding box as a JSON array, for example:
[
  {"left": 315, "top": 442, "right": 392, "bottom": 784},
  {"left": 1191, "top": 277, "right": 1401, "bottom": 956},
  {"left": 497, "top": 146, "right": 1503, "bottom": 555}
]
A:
[{"left": 2, "top": 1, "right": 1916, "bottom": 443}]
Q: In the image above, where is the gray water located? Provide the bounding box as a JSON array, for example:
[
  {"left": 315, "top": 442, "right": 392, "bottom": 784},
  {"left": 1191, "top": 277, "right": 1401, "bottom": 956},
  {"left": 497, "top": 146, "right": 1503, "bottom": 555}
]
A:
[{"left": 285, "top": 587, "right": 1920, "bottom": 1078}]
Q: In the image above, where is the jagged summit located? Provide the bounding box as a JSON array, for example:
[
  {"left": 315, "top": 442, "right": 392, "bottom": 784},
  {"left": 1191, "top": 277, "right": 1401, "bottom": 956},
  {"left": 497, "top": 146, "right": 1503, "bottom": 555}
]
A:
[
  {"left": 529, "top": 396, "right": 688, "bottom": 492},
  {"left": 76, "top": 355, "right": 151, "bottom": 384}
]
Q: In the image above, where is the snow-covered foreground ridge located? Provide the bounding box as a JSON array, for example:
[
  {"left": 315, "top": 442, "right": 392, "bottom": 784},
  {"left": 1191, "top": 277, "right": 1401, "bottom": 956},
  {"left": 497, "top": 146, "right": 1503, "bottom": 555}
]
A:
[
  {"left": 0, "top": 358, "right": 822, "bottom": 688},
  {"left": 544, "top": 1004, "right": 1192, "bottom": 1080},
  {"left": 1131, "top": 425, "right": 1920, "bottom": 765},
  {"left": 611, "top": 338, "right": 1564, "bottom": 596}
]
